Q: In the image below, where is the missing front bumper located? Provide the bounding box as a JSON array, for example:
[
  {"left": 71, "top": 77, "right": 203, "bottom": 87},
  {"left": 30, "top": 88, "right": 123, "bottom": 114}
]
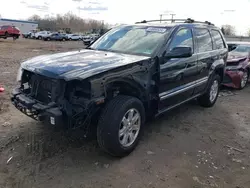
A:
[{"left": 11, "top": 88, "right": 63, "bottom": 126}]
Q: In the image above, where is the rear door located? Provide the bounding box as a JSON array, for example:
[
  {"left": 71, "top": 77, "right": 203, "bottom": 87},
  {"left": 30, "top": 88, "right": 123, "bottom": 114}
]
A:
[{"left": 193, "top": 27, "right": 215, "bottom": 94}]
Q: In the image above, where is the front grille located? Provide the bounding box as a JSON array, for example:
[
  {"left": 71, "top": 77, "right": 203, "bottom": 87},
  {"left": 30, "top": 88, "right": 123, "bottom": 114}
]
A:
[{"left": 29, "top": 74, "right": 57, "bottom": 103}]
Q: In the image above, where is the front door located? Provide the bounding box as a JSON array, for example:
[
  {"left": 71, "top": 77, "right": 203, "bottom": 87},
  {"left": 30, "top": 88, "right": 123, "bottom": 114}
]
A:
[{"left": 159, "top": 27, "right": 198, "bottom": 110}]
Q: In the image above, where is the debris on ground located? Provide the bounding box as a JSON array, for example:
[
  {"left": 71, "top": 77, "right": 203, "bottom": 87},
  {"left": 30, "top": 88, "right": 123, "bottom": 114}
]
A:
[
  {"left": 225, "top": 145, "right": 244, "bottom": 153},
  {"left": 2, "top": 122, "right": 11, "bottom": 127},
  {"left": 104, "top": 164, "right": 110, "bottom": 168},
  {"left": 0, "top": 86, "right": 5, "bottom": 92},
  {"left": 219, "top": 90, "right": 236, "bottom": 97},
  {"left": 232, "top": 158, "right": 242, "bottom": 163},
  {"left": 147, "top": 151, "right": 155, "bottom": 155},
  {"left": 6, "top": 156, "right": 13, "bottom": 164}
]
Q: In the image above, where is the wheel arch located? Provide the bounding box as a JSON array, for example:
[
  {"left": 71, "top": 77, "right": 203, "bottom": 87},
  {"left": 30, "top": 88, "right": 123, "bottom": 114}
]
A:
[
  {"left": 105, "top": 78, "right": 148, "bottom": 102},
  {"left": 214, "top": 66, "right": 224, "bottom": 83}
]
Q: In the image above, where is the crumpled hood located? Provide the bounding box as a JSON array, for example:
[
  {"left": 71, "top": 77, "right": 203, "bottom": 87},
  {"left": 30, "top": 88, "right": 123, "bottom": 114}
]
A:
[
  {"left": 227, "top": 51, "right": 248, "bottom": 65},
  {"left": 21, "top": 49, "right": 150, "bottom": 80}
]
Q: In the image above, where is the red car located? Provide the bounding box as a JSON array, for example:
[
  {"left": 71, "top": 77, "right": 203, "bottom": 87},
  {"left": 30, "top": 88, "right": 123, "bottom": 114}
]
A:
[
  {"left": 222, "top": 42, "right": 250, "bottom": 89},
  {"left": 0, "top": 25, "right": 20, "bottom": 39}
]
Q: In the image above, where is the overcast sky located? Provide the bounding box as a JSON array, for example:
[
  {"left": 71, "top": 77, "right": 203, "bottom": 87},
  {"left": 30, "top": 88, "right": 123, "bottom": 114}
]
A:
[{"left": 1, "top": 0, "right": 250, "bottom": 35}]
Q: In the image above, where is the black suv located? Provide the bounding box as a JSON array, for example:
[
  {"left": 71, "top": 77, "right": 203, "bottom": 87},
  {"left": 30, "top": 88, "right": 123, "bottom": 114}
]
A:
[{"left": 11, "top": 18, "right": 228, "bottom": 157}]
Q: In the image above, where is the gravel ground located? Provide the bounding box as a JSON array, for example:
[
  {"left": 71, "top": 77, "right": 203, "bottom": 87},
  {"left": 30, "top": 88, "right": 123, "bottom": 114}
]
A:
[{"left": 0, "top": 38, "right": 250, "bottom": 188}]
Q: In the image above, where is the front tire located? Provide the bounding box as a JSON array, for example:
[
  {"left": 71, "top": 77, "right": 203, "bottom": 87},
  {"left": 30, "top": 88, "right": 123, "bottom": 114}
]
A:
[
  {"left": 239, "top": 70, "right": 249, "bottom": 90},
  {"left": 198, "top": 74, "right": 220, "bottom": 108},
  {"left": 97, "top": 95, "right": 145, "bottom": 157}
]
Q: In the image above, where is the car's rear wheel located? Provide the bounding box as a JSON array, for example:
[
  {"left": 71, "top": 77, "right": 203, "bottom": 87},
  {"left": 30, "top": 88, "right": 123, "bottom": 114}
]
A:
[
  {"left": 97, "top": 95, "right": 145, "bottom": 157},
  {"left": 198, "top": 74, "right": 220, "bottom": 108},
  {"left": 239, "top": 70, "right": 249, "bottom": 89},
  {"left": 38, "top": 36, "right": 42, "bottom": 40}
]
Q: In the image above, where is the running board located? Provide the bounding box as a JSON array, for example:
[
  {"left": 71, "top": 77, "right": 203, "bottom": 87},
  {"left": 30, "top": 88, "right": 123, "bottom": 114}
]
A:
[{"left": 155, "top": 94, "right": 201, "bottom": 117}]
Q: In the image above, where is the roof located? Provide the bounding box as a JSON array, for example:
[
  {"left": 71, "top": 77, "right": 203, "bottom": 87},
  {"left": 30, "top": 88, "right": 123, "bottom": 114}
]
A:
[
  {"left": 227, "top": 41, "right": 250, "bottom": 45},
  {"left": 0, "top": 18, "right": 38, "bottom": 24}
]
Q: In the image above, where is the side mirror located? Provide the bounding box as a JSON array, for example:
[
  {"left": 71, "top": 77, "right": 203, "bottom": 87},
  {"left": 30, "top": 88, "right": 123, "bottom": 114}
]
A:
[{"left": 166, "top": 46, "right": 192, "bottom": 59}]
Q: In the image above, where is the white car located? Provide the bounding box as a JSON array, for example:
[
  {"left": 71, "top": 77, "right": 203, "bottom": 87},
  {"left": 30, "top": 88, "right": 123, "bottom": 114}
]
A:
[
  {"left": 35, "top": 31, "right": 51, "bottom": 40},
  {"left": 68, "top": 34, "right": 82, "bottom": 40}
]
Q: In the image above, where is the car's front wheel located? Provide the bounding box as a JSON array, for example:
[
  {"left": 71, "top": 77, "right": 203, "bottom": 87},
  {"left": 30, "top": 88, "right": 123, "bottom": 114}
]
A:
[
  {"left": 239, "top": 70, "right": 249, "bottom": 89},
  {"left": 97, "top": 95, "right": 145, "bottom": 157},
  {"left": 198, "top": 74, "right": 220, "bottom": 108}
]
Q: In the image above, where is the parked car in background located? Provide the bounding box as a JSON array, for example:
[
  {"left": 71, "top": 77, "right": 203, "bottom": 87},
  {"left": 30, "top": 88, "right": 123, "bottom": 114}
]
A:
[
  {"left": 43, "top": 33, "right": 68, "bottom": 41},
  {"left": 83, "top": 34, "right": 99, "bottom": 45},
  {"left": 68, "top": 34, "right": 82, "bottom": 40},
  {"left": 22, "top": 32, "right": 32, "bottom": 38},
  {"left": 83, "top": 35, "right": 93, "bottom": 45},
  {"left": 35, "top": 31, "right": 51, "bottom": 40},
  {"left": 222, "top": 41, "right": 250, "bottom": 89},
  {"left": 0, "top": 25, "right": 20, "bottom": 39},
  {"left": 12, "top": 18, "right": 227, "bottom": 157}
]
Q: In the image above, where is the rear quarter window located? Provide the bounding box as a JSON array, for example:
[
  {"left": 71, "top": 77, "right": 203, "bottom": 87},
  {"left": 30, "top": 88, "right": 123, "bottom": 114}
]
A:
[
  {"left": 211, "top": 30, "right": 225, "bottom": 49},
  {"left": 194, "top": 28, "right": 213, "bottom": 53}
]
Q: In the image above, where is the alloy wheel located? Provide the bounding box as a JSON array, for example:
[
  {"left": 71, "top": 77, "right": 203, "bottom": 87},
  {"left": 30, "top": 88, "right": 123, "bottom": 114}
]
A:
[{"left": 119, "top": 108, "right": 141, "bottom": 147}]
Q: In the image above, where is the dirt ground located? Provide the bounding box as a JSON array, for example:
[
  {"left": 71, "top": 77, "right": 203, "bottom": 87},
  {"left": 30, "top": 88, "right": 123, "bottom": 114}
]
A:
[{"left": 0, "top": 38, "right": 250, "bottom": 188}]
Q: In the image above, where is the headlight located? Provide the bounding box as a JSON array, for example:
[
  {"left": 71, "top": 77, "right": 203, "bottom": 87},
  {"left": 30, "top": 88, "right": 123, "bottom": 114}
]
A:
[
  {"left": 226, "top": 65, "right": 241, "bottom": 71},
  {"left": 16, "top": 67, "right": 23, "bottom": 82}
]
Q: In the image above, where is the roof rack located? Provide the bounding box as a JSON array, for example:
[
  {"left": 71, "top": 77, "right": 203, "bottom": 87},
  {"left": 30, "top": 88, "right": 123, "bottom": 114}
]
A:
[{"left": 135, "top": 18, "right": 214, "bottom": 26}]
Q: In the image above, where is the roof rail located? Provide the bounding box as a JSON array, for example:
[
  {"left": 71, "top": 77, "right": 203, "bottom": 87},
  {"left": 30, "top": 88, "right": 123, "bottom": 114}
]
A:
[{"left": 135, "top": 18, "right": 214, "bottom": 26}]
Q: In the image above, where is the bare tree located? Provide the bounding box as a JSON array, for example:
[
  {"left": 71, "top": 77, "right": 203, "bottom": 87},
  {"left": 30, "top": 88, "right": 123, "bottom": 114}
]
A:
[
  {"left": 28, "top": 12, "right": 109, "bottom": 33},
  {"left": 221, "top": 25, "right": 236, "bottom": 36}
]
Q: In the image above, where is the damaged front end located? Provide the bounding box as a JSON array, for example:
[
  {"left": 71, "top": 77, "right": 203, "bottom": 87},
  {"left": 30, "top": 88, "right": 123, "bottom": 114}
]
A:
[
  {"left": 222, "top": 55, "right": 249, "bottom": 88},
  {"left": 11, "top": 70, "right": 101, "bottom": 131}
]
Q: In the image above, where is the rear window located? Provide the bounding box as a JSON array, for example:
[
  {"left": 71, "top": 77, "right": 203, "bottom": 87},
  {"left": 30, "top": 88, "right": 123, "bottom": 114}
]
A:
[
  {"left": 194, "top": 28, "right": 213, "bottom": 53},
  {"left": 1, "top": 26, "right": 8, "bottom": 30},
  {"left": 211, "top": 30, "right": 225, "bottom": 49}
]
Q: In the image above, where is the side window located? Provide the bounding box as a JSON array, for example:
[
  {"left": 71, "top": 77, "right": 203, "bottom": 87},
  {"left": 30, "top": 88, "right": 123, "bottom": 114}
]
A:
[
  {"left": 211, "top": 30, "right": 225, "bottom": 49},
  {"left": 169, "top": 28, "right": 193, "bottom": 51},
  {"left": 195, "top": 28, "right": 213, "bottom": 53}
]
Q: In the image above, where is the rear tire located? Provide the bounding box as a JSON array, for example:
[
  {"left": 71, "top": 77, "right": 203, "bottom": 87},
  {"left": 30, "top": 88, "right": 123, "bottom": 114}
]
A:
[
  {"left": 38, "top": 36, "right": 42, "bottom": 40},
  {"left": 198, "top": 74, "right": 220, "bottom": 108},
  {"left": 97, "top": 95, "right": 145, "bottom": 157}
]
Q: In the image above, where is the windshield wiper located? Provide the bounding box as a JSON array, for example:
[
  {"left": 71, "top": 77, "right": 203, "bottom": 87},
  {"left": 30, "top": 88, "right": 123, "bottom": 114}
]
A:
[{"left": 85, "top": 46, "right": 94, "bottom": 50}]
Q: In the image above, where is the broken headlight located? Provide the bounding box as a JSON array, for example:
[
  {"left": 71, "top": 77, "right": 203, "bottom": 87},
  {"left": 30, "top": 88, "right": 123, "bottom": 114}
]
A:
[{"left": 16, "top": 67, "right": 23, "bottom": 82}]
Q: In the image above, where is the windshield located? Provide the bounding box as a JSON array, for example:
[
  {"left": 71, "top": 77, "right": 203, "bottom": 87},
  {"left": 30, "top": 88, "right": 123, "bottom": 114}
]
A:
[
  {"left": 233, "top": 44, "right": 250, "bottom": 53},
  {"left": 90, "top": 25, "right": 170, "bottom": 56}
]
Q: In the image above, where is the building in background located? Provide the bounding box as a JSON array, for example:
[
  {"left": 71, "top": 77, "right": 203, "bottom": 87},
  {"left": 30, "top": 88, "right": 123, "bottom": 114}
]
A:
[{"left": 0, "top": 18, "right": 38, "bottom": 33}]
